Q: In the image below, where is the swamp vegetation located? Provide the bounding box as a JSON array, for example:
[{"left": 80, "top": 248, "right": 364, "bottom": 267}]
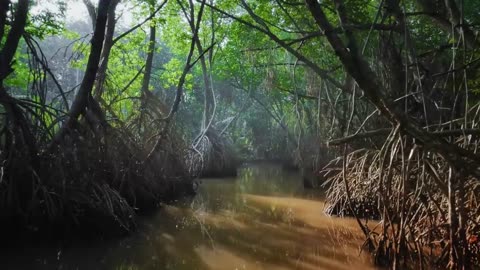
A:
[{"left": 0, "top": 0, "right": 480, "bottom": 269}]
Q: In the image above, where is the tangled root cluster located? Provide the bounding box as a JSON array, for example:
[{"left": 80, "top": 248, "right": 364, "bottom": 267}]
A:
[
  {"left": 323, "top": 129, "right": 480, "bottom": 268},
  {"left": 0, "top": 114, "right": 195, "bottom": 238}
]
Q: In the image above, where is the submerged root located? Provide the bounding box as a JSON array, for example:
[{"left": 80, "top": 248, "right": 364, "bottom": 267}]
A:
[
  {"left": 0, "top": 107, "right": 196, "bottom": 238},
  {"left": 323, "top": 129, "right": 480, "bottom": 268},
  {"left": 189, "top": 129, "right": 239, "bottom": 178}
]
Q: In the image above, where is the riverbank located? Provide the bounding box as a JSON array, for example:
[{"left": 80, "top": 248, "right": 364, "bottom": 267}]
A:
[{"left": 0, "top": 163, "right": 375, "bottom": 270}]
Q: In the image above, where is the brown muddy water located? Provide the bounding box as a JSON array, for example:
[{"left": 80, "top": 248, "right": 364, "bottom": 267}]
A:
[{"left": 1, "top": 163, "right": 376, "bottom": 270}]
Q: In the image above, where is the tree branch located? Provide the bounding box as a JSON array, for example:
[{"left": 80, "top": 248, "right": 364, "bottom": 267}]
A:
[{"left": 111, "top": 0, "right": 167, "bottom": 45}]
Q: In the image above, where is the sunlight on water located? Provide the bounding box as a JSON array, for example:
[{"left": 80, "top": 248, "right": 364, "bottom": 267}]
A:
[{"left": 1, "top": 163, "right": 375, "bottom": 270}]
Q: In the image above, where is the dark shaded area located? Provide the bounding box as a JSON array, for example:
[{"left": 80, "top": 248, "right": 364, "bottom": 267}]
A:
[{"left": 0, "top": 163, "right": 372, "bottom": 270}]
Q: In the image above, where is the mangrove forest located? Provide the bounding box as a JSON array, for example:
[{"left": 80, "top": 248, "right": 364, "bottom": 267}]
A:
[{"left": 0, "top": 0, "right": 479, "bottom": 269}]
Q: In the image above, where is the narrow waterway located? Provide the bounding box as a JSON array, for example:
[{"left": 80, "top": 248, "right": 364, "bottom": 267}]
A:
[{"left": 2, "top": 163, "right": 375, "bottom": 270}]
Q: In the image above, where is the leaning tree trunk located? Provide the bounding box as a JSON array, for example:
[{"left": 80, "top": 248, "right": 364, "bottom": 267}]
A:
[
  {"left": 140, "top": 18, "right": 170, "bottom": 118},
  {"left": 50, "top": 0, "right": 111, "bottom": 147},
  {"left": 81, "top": 0, "right": 120, "bottom": 129},
  {"left": 0, "top": 0, "right": 10, "bottom": 44},
  {"left": 0, "top": 0, "right": 35, "bottom": 156},
  {"left": 141, "top": 19, "right": 156, "bottom": 98},
  {"left": 0, "top": 0, "right": 42, "bottom": 214},
  {"left": 93, "top": 0, "right": 120, "bottom": 99}
]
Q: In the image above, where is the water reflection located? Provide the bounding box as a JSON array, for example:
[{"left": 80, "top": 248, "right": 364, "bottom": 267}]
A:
[{"left": 1, "top": 162, "right": 375, "bottom": 270}]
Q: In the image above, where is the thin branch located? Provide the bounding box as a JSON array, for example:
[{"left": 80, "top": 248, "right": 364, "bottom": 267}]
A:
[{"left": 111, "top": 0, "right": 167, "bottom": 45}]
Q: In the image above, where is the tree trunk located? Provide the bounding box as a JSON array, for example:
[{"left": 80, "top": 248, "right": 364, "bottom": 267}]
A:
[
  {"left": 141, "top": 22, "right": 156, "bottom": 97},
  {"left": 0, "top": 0, "right": 36, "bottom": 158},
  {"left": 0, "top": 0, "right": 42, "bottom": 213},
  {"left": 0, "top": 0, "right": 9, "bottom": 43},
  {"left": 50, "top": 0, "right": 112, "bottom": 147},
  {"left": 94, "top": 0, "right": 120, "bottom": 99},
  {"left": 0, "top": 0, "right": 29, "bottom": 81},
  {"left": 140, "top": 19, "right": 170, "bottom": 119}
]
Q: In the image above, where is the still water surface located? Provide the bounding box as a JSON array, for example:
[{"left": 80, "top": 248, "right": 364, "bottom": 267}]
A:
[{"left": 3, "top": 163, "right": 375, "bottom": 270}]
